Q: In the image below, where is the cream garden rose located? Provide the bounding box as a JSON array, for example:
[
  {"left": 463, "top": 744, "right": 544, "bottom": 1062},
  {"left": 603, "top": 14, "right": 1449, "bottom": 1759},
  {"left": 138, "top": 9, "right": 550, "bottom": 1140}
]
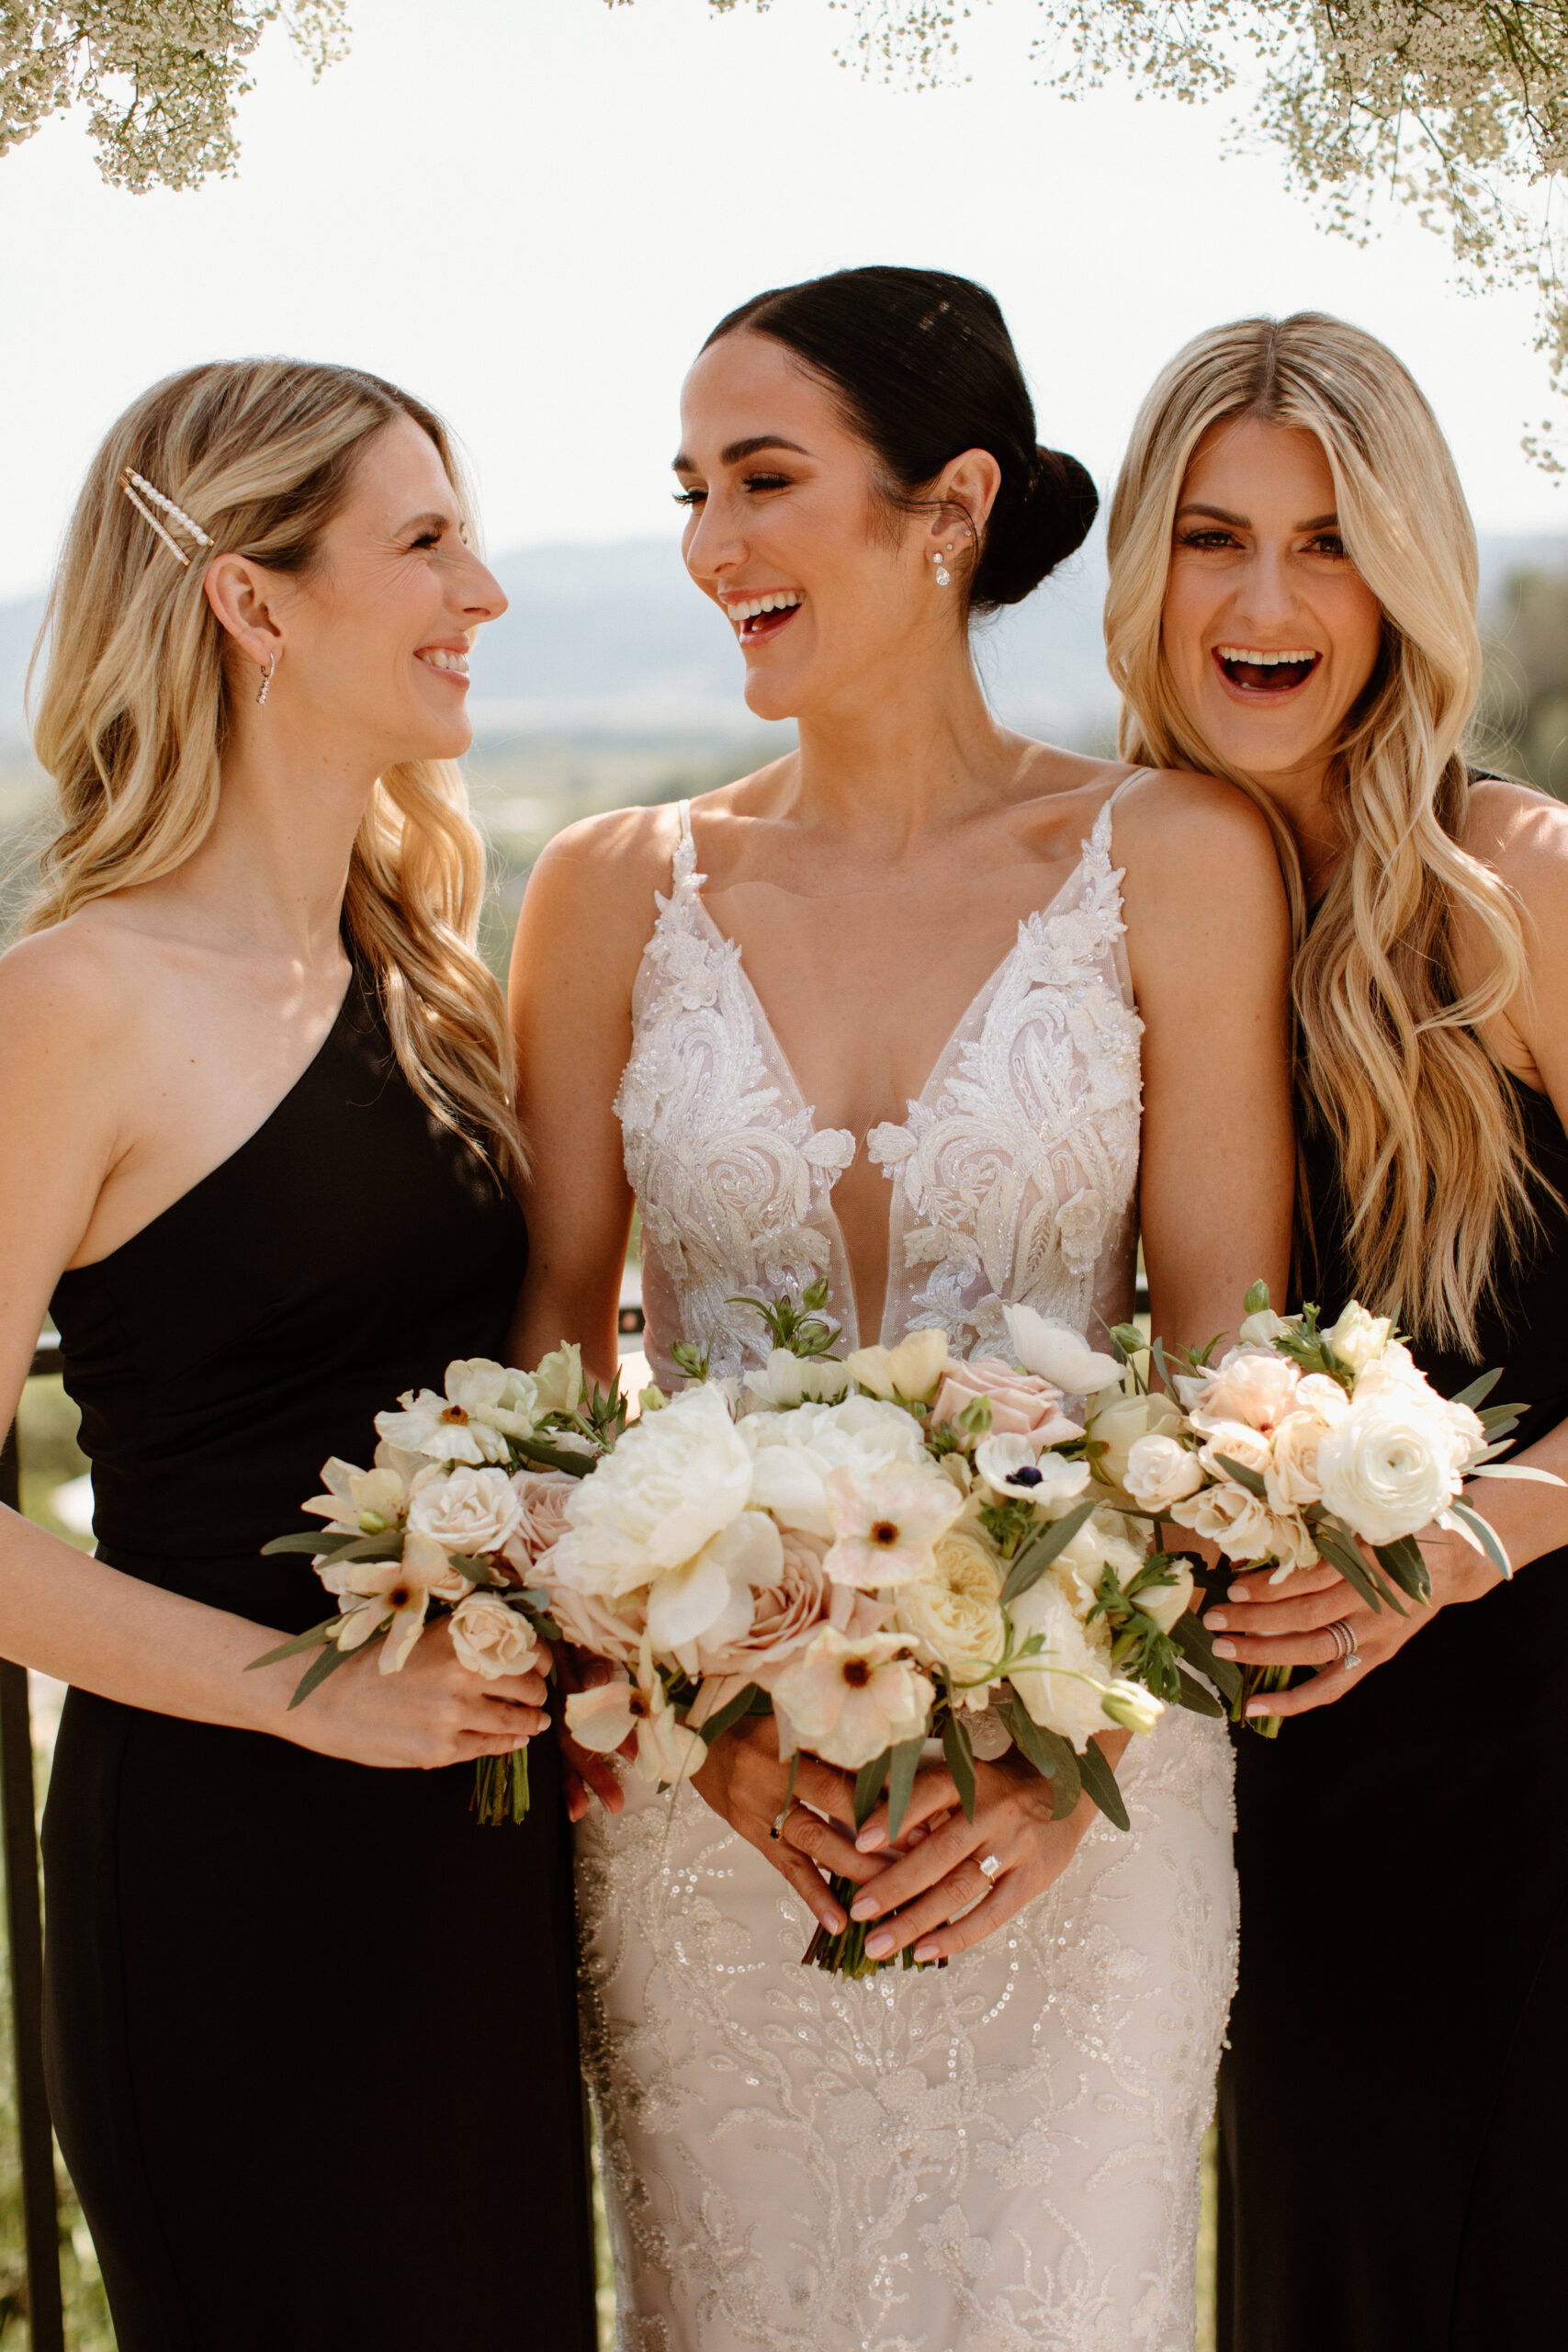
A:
[
  {"left": 406, "top": 1464, "right": 525, "bottom": 1561},
  {"left": 1122, "top": 1431, "right": 1203, "bottom": 1513},
  {"left": 894, "top": 1523, "right": 1007, "bottom": 1706},
  {"left": 448, "top": 1593, "right": 541, "bottom": 1679},
  {"left": 1087, "top": 1385, "right": 1183, "bottom": 1492}
]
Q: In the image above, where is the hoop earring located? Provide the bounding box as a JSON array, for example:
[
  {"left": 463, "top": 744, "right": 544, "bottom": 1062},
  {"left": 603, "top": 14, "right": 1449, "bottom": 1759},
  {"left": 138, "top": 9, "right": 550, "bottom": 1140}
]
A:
[
  {"left": 256, "top": 655, "right": 276, "bottom": 707},
  {"left": 932, "top": 548, "right": 952, "bottom": 588}
]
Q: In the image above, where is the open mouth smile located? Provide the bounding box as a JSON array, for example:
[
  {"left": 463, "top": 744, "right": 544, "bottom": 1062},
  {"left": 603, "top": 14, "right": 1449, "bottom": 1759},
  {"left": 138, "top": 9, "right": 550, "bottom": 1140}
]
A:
[
  {"left": 1213, "top": 644, "right": 1320, "bottom": 696},
  {"left": 416, "top": 645, "right": 470, "bottom": 683},
  {"left": 721, "top": 590, "right": 804, "bottom": 645}
]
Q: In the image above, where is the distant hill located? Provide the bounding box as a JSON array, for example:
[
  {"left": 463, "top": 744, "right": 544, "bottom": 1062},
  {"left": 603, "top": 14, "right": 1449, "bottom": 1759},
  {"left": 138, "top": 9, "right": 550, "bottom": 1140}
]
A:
[{"left": 4, "top": 527, "right": 1565, "bottom": 753}]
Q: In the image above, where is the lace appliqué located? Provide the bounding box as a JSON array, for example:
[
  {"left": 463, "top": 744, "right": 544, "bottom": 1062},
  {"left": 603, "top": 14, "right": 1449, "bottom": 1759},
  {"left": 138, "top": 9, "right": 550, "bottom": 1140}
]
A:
[
  {"left": 868, "top": 798, "right": 1143, "bottom": 1362},
  {"left": 615, "top": 822, "right": 855, "bottom": 1384}
]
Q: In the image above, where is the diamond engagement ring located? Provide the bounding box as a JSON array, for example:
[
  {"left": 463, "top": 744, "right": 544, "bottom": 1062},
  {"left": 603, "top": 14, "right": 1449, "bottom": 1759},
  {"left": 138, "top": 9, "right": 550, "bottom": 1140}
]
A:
[
  {"left": 1327, "top": 1619, "right": 1363, "bottom": 1672},
  {"left": 977, "top": 1853, "right": 1002, "bottom": 1881},
  {"left": 770, "top": 1804, "right": 795, "bottom": 1842}
]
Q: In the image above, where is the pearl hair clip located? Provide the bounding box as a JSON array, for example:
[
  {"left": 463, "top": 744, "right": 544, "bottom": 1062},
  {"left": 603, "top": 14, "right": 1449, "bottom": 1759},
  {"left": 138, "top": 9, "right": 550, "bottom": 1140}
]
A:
[{"left": 118, "top": 468, "right": 213, "bottom": 569}]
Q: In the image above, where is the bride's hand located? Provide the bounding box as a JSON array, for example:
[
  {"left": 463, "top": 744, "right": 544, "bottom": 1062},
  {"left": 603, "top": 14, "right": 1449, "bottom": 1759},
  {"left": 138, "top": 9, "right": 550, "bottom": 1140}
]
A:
[
  {"left": 556, "top": 1648, "right": 628, "bottom": 1825},
  {"left": 842, "top": 1743, "right": 1124, "bottom": 1963},
  {"left": 281, "top": 1621, "right": 553, "bottom": 1771},
  {"left": 694, "top": 1713, "right": 893, "bottom": 1936},
  {"left": 1203, "top": 1522, "right": 1505, "bottom": 1720}
]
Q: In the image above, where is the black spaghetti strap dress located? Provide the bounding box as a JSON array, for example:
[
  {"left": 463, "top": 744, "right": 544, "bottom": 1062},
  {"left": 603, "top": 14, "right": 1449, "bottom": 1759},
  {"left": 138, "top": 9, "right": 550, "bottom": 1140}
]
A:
[
  {"left": 1218, "top": 1073, "right": 1568, "bottom": 2351},
  {"left": 42, "top": 966, "right": 595, "bottom": 2352}
]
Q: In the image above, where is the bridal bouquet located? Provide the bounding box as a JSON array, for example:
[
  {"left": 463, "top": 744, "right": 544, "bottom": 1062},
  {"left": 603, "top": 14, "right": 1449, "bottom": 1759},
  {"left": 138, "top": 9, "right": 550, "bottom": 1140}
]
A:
[
  {"left": 539, "top": 1284, "right": 1228, "bottom": 1976},
  {"left": 1094, "top": 1280, "right": 1557, "bottom": 1733},
  {"left": 251, "top": 1347, "right": 622, "bottom": 1823}
]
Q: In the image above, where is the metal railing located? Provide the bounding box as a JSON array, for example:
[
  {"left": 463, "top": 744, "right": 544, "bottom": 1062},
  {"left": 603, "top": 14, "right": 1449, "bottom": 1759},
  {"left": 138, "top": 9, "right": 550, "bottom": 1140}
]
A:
[{"left": 0, "top": 1334, "right": 66, "bottom": 2352}]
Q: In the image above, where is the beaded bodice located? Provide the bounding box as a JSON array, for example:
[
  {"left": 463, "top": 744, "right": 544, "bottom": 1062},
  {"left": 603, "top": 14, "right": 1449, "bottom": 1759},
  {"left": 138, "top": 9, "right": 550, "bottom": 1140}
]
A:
[{"left": 615, "top": 785, "right": 1145, "bottom": 1385}]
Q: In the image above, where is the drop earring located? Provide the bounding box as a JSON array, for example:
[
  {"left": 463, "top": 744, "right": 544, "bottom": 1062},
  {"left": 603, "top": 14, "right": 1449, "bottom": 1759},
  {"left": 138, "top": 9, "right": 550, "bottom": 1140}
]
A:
[
  {"left": 256, "top": 655, "right": 276, "bottom": 707},
  {"left": 932, "top": 548, "right": 952, "bottom": 588}
]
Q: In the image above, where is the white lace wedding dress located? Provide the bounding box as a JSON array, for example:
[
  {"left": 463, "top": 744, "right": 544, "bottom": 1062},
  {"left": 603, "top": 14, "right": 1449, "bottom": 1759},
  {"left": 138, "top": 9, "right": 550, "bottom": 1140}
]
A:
[{"left": 579, "top": 786, "right": 1236, "bottom": 2352}]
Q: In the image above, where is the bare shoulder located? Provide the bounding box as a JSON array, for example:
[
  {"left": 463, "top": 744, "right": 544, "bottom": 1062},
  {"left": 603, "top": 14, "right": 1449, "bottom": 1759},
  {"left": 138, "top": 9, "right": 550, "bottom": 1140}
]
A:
[
  {"left": 0, "top": 916, "right": 142, "bottom": 1097},
  {"left": 1113, "top": 764, "right": 1284, "bottom": 892},
  {"left": 1462, "top": 776, "right": 1568, "bottom": 916}
]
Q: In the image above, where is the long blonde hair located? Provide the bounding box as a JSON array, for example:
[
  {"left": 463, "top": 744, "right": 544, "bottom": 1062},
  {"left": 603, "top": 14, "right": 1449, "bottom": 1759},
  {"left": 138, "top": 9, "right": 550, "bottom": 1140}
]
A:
[
  {"left": 1107, "top": 312, "right": 1531, "bottom": 1351},
  {"left": 27, "top": 358, "right": 519, "bottom": 1182}
]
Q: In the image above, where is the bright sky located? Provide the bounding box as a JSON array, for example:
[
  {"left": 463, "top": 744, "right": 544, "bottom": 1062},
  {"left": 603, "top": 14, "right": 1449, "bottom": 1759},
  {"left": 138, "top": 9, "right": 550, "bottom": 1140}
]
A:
[{"left": 1, "top": 0, "right": 1561, "bottom": 603}]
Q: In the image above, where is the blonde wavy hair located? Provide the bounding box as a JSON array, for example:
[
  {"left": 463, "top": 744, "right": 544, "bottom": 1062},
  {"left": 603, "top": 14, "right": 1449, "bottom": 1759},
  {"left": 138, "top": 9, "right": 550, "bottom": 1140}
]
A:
[
  {"left": 1107, "top": 311, "right": 1531, "bottom": 1351},
  {"left": 26, "top": 357, "right": 519, "bottom": 1182}
]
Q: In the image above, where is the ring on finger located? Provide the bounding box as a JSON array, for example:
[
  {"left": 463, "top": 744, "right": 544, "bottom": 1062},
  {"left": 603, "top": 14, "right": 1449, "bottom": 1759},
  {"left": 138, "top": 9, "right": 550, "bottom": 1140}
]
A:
[
  {"left": 770, "top": 1803, "right": 795, "bottom": 1842},
  {"left": 977, "top": 1852, "right": 1002, "bottom": 1882},
  {"left": 1327, "top": 1619, "right": 1364, "bottom": 1673}
]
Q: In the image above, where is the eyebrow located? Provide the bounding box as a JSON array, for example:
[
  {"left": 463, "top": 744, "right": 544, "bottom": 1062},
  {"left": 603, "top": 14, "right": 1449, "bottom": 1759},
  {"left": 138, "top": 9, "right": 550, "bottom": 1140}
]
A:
[
  {"left": 671, "top": 435, "right": 812, "bottom": 473},
  {"left": 1175, "top": 502, "right": 1340, "bottom": 531},
  {"left": 395, "top": 510, "right": 452, "bottom": 535}
]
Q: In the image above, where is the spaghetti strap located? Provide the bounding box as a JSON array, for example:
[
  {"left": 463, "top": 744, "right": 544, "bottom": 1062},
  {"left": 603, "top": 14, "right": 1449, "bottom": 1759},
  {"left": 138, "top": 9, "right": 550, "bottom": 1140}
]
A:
[
  {"left": 671, "top": 797, "right": 697, "bottom": 886},
  {"left": 1091, "top": 765, "right": 1152, "bottom": 861}
]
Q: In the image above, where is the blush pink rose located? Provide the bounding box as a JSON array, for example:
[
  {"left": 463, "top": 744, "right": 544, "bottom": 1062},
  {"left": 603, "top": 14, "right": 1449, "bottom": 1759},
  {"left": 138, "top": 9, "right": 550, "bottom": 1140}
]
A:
[
  {"left": 693, "top": 1530, "right": 838, "bottom": 1680},
  {"left": 1190, "top": 1351, "right": 1303, "bottom": 1437},
  {"left": 930, "top": 1356, "right": 1084, "bottom": 1450},
  {"left": 501, "top": 1470, "right": 577, "bottom": 1573}
]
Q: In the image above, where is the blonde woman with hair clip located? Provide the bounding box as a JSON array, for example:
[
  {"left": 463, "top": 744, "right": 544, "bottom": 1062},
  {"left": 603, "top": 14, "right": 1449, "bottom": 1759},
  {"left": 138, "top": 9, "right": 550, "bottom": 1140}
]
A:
[
  {"left": 0, "top": 361, "right": 595, "bottom": 2348},
  {"left": 1106, "top": 311, "right": 1568, "bottom": 2352}
]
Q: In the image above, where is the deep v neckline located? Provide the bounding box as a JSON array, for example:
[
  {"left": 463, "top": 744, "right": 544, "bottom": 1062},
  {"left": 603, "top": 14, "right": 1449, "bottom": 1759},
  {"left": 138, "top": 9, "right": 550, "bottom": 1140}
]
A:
[{"left": 669, "top": 785, "right": 1134, "bottom": 1348}]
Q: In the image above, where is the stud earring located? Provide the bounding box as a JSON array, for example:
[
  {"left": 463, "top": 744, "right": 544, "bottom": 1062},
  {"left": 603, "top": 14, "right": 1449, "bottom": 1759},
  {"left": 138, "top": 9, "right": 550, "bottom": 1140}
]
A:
[
  {"left": 256, "top": 655, "right": 276, "bottom": 707},
  {"left": 933, "top": 548, "right": 952, "bottom": 588}
]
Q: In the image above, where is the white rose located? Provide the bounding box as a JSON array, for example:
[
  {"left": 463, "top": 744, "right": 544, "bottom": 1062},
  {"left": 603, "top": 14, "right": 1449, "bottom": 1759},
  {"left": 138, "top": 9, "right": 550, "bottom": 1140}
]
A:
[
  {"left": 1195, "top": 1419, "right": 1273, "bottom": 1479},
  {"left": 447, "top": 1594, "right": 541, "bottom": 1679},
  {"left": 1170, "top": 1478, "right": 1317, "bottom": 1570},
  {"left": 548, "top": 1384, "right": 753, "bottom": 1599},
  {"left": 894, "top": 1524, "right": 1007, "bottom": 1703},
  {"left": 406, "top": 1464, "right": 525, "bottom": 1560},
  {"left": 1264, "top": 1404, "right": 1337, "bottom": 1512},
  {"left": 1314, "top": 1392, "right": 1461, "bottom": 1545},
  {"left": 1189, "top": 1351, "right": 1303, "bottom": 1435},
  {"left": 741, "top": 1396, "right": 926, "bottom": 1538},
  {"left": 1086, "top": 1386, "right": 1183, "bottom": 1491},
  {"left": 1122, "top": 1432, "right": 1203, "bottom": 1513},
  {"left": 1006, "top": 1579, "right": 1115, "bottom": 1752},
  {"left": 1322, "top": 1302, "right": 1393, "bottom": 1374}
]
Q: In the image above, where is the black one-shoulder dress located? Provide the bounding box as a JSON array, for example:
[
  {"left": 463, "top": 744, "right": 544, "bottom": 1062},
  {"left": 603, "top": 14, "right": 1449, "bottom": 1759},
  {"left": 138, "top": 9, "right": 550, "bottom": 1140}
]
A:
[
  {"left": 1218, "top": 1074, "right": 1568, "bottom": 2351},
  {"left": 42, "top": 967, "right": 595, "bottom": 2352}
]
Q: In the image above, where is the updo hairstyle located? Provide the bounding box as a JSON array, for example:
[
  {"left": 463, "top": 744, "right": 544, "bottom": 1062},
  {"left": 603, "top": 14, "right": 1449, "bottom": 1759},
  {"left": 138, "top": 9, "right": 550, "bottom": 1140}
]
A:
[{"left": 704, "top": 266, "right": 1096, "bottom": 613}]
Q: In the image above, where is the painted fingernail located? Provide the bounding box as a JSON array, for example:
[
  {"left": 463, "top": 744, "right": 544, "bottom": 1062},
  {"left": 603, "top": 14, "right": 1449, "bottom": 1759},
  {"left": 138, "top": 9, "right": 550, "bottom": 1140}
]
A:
[
  {"left": 850, "top": 1895, "right": 880, "bottom": 1921},
  {"left": 1213, "top": 1639, "right": 1236, "bottom": 1659},
  {"left": 1244, "top": 1702, "right": 1273, "bottom": 1719},
  {"left": 825, "top": 1906, "right": 847, "bottom": 1934},
  {"left": 856, "top": 1827, "right": 886, "bottom": 1852},
  {"left": 912, "top": 1941, "right": 941, "bottom": 1963},
  {"left": 1205, "top": 1611, "right": 1226, "bottom": 1630},
  {"left": 864, "top": 1931, "right": 896, "bottom": 1959},
  {"left": 1228, "top": 1587, "right": 1250, "bottom": 1602}
]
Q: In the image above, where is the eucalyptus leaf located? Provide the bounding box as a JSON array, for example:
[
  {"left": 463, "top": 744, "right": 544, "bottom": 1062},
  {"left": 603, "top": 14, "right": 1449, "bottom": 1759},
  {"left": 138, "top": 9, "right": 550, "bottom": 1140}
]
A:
[
  {"left": 1169, "top": 1610, "right": 1242, "bottom": 1703},
  {"left": 1450, "top": 1367, "right": 1503, "bottom": 1410},
  {"left": 512, "top": 1433, "right": 598, "bottom": 1479},
  {"left": 853, "top": 1749, "right": 893, "bottom": 1829},
  {"left": 1213, "top": 1453, "right": 1268, "bottom": 1500},
  {"left": 1310, "top": 1516, "right": 1404, "bottom": 1615},
  {"left": 1372, "top": 1532, "right": 1431, "bottom": 1603},
  {"left": 886, "top": 1736, "right": 925, "bottom": 1842},
  {"left": 1001, "top": 1700, "right": 1081, "bottom": 1818},
  {"left": 247, "top": 1620, "right": 339, "bottom": 1670},
  {"left": 288, "top": 1637, "right": 361, "bottom": 1708},
  {"left": 941, "top": 1711, "right": 977, "bottom": 1822},
  {"left": 1001, "top": 1498, "right": 1100, "bottom": 1605},
  {"left": 696, "top": 1682, "right": 763, "bottom": 1747},
  {"left": 260, "top": 1530, "right": 354, "bottom": 1557},
  {"left": 1450, "top": 1499, "right": 1513, "bottom": 1579},
  {"left": 1175, "top": 1667, "right": 1224, "bottom": 1718},
  {"left": 1077, "top": 1738, "right": 1131, "bottom": 1831}
]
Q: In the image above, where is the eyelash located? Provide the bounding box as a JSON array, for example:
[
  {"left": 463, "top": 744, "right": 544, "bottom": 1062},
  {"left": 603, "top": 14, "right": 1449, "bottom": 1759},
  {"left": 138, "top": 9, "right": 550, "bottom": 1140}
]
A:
[
  {"left": 672, "top": 472, "right": 795, "bottom": 509},
  {"left": 1178, "top": 528, "right": 1348, "bottom": 559}
]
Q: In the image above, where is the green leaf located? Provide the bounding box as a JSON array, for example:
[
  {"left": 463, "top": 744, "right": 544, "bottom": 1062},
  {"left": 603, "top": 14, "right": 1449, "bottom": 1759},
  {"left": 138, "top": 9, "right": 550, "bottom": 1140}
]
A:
[
  {"left": 1001, "top": 1700, "right": 1081, "bottom": 1819},
  {"left": 288, "top": 1636, "right": 362, "bottom": 1707},
  {"left": 1077, "top": 1738, "right": 1130, "bottom": 1832},
  {"left": 696, "top": 1681, "right": 763, "bottom": 1747},
  {"left": 1372, "top": 1532, "right": 1431, "bottom": 1603},
  {"left": 261, "top": 1529, "right": 352, "bottom": 1556},
  {"left": 1213, "top": 1453, "right": 1268, "bottom": 1498},
  {"left": 853, "top": 1748, "right": 893, "bottom": 1829},
  {"left": 941, "top": 1710, "right": 977, "bottom": 1822},
  {"left": 1168, "top": 1609, "right": 1242, "bottom": 1702},
  {"left": 1309, "top": 1516, "right": 1404, "bottom": 1615},
  {"left": 1001, "top": 1498, "right": 1100, "bottom": 1605},
  {"left": 511, "top": 1433, "right": 598, "bottom": 1479},
  {"left": 1450, "top": 1498, "right": 1514, "bottom": 1580},
  {"left": 246, "top": 1619, "right": 340, "bottom": 1669},
  {"left": 1478, "top": 1406, "right": 1523, "bottom": 1439},
  {"left": 1175, "top": 1666, "right": 1224, "bottom": 1717},
  {"left": 1450, "top": 1367, "right": 1502, "bottom": 1410},
  {"left": 886, "top": 1736, "right": 925, "bottom": 1842}
]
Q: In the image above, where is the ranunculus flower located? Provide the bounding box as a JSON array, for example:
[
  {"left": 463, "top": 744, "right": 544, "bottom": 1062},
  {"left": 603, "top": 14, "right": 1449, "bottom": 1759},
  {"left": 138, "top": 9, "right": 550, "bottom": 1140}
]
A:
[
  {"left": 974, "top": 1434, "right": 1092, "bottom": 1505},
  {"left": 549, "top": 1384, "right": 753, "bottom": 1599},
  {"left": 894, "top": 1524, "right": 1007, "bottom": 1705},
  {"left": 1322, "top": 1302, "right": 1393, "bottom": 1374},
  {"left": 930, "top": 1356, "right": 1083, "bottom": 1448},
  {"left": 770, "top": 1627, "right": 935, "bottom": 1770},
  {"left": 375, "top": 1359, "right": 538, "bottom": 1466},
  {"left": 742, "top": 1396, "right": 927, "bottom": 1537},
  {"left": 303, "top": 1455, "right": 410, "bottom": 1539},
  {"left": 823, "top": 1461, "right": 964, "bottom": 1589},
  {"left": 1169, "top": 1479, "right": 1316, "bottom": 1571},
  {"left": 406, "top": 1464, "right": 525, "bottom": 1560},
  {"left": 1006, "top": 1579, "right": 1116, "bottom": 1751},
  {"left": 502, "top": 1470, "right": 577, "bottom": 1572},
  {"left": 1122, "top": 1432, "right": 1203, "bottom": 1512},
  {"left": 1086, "top": 1386, "right": 1183, "bottom": 1491},
  {"left": 448, "top": 1594, "right": 540, "bottom": 1679},
  {"left": 744, "top": 1350, "right": 852, "bottom": 1408},
  {"left": 531, "top": 1343, "right": 584, "bottom": 1417},
  {"left": 1314, "top": 1392, "right": 1461, "bottom": 1545},
  {"left": 325, "top": 1531, "right": 458, "bottom": 1670},
  {"left": 1002, "top": 1305, "right": 1121, "bottom": 1396},
  {"left": 844, "top": 1328, "right": 949, "bottom": 1403}
]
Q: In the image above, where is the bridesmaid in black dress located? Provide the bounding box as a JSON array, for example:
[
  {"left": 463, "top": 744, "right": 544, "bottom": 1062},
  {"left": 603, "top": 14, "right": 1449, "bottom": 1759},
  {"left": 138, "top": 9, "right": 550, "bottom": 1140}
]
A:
[
  {"left": 1104, "top": 312, "right": 1568, "bottom": 2348},
  {"left": 0, "top": 362, "right": 595, "bottom": 2349}
]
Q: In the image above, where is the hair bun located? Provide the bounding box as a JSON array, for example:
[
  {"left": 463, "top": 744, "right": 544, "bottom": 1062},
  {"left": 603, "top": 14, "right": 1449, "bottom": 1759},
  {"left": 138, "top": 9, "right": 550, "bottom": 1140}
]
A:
[{"left": 973, "top": 443, "right": 1099, "bottom": 611}]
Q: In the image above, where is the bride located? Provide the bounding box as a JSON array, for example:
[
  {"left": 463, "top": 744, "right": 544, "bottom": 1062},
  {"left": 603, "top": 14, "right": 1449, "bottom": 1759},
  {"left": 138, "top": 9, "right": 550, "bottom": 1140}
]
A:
[{"left": 511, "top": 266, "right": 1292, "bottom": 2350}]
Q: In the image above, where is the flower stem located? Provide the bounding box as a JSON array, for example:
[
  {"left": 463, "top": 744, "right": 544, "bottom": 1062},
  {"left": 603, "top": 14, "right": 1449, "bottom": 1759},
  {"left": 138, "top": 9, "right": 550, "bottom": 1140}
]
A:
[
  {"left": 472, "top": 1747, "right": 531, "bottom": 1825},
  {"left": 800, "top": 1875, "right": 945, "bottom": 1977},
  {"left": 1233, "top": 1662, "right": 1292, "bottom": 1740}
]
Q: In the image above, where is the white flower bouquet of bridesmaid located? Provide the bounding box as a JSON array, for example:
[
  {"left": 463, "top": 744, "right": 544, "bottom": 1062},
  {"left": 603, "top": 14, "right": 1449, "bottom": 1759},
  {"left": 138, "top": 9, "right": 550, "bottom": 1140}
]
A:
[
  {"left": 251, "top": 1347, "right": 622, "bottom": 1823},
  {"left": 539, "top": 1283, "right": 1228, "bottom": 1977},
  {"left": 1100, "top": 1280, "right": 1560, "bottom": 1734}
]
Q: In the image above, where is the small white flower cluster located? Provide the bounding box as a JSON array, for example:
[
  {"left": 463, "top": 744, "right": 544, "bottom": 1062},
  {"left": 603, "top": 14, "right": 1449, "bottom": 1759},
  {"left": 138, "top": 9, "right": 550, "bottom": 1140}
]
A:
[{"left": 548, "top": 1301, "right": 1191, "bottom": 1823}]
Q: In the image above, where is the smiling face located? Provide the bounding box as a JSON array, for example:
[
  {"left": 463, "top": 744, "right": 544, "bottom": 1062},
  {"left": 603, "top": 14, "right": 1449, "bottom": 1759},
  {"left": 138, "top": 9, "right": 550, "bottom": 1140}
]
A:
[
  {"left": 673, "top": 331, "right": 955, "bottom": 723},
  {"left": 261, "top": 412, "right": 507, "bottom": 767},
  {"left": 1161, "top": 413, "right": 1384, "bottom": 791}
]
